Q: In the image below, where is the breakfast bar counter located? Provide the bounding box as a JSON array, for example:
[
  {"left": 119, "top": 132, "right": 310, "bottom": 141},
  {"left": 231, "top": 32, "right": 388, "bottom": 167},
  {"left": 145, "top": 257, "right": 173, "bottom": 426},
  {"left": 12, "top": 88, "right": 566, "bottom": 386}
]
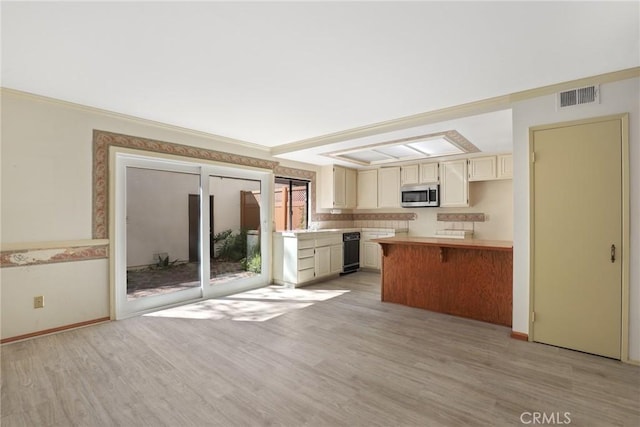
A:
[{"left": 372, "top": 236, "right": 513, "bottom": 326}]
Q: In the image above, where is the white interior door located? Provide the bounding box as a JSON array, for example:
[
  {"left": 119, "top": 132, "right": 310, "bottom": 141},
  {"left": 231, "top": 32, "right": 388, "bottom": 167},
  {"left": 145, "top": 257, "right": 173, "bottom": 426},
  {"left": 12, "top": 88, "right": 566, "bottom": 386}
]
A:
[{"left": 531, "top": 117, "right": 624, "bottom": 359}]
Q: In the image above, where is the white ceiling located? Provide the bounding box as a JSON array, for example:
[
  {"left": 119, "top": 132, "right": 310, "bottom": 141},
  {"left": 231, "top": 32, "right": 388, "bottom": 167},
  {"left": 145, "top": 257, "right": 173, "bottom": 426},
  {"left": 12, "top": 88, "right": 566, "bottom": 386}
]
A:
[{"left": 2, "top": 2, "right": 639, "bottom": 166}]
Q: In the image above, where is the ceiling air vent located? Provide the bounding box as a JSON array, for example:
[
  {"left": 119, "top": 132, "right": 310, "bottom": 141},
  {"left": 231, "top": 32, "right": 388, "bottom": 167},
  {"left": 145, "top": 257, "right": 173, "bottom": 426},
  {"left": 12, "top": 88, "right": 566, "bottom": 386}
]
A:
[{"left": 557, "top": 85, "right": 599, "bottom": 109}]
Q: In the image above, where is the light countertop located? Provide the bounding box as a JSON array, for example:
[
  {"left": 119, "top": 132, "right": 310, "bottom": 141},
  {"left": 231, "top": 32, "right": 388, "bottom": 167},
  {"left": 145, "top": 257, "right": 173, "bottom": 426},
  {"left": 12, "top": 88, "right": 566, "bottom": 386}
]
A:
[
  {"left": 371, "top": 236, "right": 513, "bottom": 251},
  {"left": 275, "top": 228, "right": 407, "bottom": 238}
]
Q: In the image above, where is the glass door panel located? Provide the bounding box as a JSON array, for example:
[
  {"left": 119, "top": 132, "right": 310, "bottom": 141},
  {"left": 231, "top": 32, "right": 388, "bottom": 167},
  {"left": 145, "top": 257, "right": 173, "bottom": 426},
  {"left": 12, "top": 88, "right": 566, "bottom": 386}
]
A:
[
  {"left": 116, "top": 157, "right": 203, "bottom": 318},
  {"left": 209, "top": 175, "right": 262, "bottom": 284},
  {"left": 126, "top": 167, "right": 201, "bottom": 299},
  {"left": 274, "top": 178, "right": 308, "bottom": 231}
]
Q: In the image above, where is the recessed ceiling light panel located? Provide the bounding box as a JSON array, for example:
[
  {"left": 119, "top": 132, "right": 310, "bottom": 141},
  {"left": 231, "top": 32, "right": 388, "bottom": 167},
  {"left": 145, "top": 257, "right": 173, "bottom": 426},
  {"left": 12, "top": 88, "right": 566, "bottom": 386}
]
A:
[{"left": 323, "top": 130, "right": 479, "bottom": 166}]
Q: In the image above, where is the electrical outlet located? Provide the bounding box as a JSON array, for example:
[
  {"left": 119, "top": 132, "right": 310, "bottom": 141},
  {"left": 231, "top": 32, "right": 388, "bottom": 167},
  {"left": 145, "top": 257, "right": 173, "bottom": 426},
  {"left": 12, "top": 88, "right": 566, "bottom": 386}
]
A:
[{"left": 34, "top": 295, "right": 44, "bottom": 309}]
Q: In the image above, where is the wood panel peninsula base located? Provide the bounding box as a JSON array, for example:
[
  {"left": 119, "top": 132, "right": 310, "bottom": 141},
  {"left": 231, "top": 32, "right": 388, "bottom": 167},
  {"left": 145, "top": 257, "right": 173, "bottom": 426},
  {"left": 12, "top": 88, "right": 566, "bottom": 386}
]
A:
[{"left": 372, "top": 237, "right": 513, "bottom": 327}]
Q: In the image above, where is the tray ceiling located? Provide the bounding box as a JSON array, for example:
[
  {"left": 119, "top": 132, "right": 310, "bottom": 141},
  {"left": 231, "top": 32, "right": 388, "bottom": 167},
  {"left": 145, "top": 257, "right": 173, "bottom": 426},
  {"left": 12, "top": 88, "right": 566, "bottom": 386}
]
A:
[{"left": 325, "top": 131, "right": 480, "bottom": 166}]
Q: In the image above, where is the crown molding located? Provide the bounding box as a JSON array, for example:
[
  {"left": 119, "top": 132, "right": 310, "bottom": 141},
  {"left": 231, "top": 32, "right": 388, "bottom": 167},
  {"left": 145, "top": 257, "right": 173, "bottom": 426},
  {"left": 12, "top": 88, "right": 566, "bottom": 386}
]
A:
[
  {"left": 0, "top": 87, "right": 270, "bottom": 153},
  {"left": 507, "top": 66, "right": 640, "bottom": 103},
  {"left": 270, "top": 67, "right": 640, "bottom": 156}
]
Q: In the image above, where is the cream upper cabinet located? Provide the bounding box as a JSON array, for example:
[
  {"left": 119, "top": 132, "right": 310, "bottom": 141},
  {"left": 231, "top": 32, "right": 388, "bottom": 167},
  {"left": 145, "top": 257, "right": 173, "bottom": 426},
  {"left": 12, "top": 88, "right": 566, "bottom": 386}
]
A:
[
  {"left": 468, "top": 156, "right": 497, "bottom": 181},
  {"left": 401, "top": 164, "right": 419, "bottom": 185},
  {"left": 419, "top": 162, "right": 439, "bottom": 183},
  {"left": 497, "top": 154, "right": 513, "bottom": 179},
  {"left": 440, "top": 159, "right": 469, "bottom": 207},
  {"left": 402, "top": 163, "right": 438, "bottom": 185},
  {"left": 468, "top": 154, "right": 513, "bottom": 181},
  {"left": 332, "top": 165, "right": 347, "bottom": 207},
  {"left": 345, "top": 168, "right": 357, "bottom": 208},
  {"left": 357, "top": 169, "right": 378, "bottom": 209},
  {"left": 377, "top": 167, "right": 401, "bottom": 208},
  {"left": 319, "top": 165, "right": 356, "bottom": 209}
]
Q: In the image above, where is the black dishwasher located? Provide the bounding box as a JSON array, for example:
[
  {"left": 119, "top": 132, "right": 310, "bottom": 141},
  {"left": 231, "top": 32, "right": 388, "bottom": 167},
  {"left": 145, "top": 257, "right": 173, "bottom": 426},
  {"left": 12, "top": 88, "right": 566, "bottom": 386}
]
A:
[{"left": 342, "top": 232, "right": 360, "bottom": 274}]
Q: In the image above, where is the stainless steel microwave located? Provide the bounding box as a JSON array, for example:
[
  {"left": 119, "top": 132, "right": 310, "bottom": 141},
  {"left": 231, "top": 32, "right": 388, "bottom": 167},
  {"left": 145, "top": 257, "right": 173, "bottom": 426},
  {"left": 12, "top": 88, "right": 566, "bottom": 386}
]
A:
[{"left": 401, "top": 184, "right": 439, "bottom": 207}]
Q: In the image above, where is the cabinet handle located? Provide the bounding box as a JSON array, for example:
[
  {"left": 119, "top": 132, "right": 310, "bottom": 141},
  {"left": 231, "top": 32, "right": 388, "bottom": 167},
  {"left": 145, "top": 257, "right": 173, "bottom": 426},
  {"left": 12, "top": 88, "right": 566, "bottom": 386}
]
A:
[{"left": 611, "top": 244, "right": 616, "bottom": 263}]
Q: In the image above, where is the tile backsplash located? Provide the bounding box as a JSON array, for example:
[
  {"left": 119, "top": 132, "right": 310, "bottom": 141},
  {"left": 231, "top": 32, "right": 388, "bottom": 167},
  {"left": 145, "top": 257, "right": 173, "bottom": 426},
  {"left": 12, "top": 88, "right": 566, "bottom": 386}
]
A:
[
  {"left": 311, "top": 219, "right": 410, "bottom": 230},
  {"left": 354, "top": 220, "right": 409, "bottom": 230},
  {"left": 311, "top": 220, "right": 354, "bottom": 229},
  {"left": 311, "top": 212, "right": 415, "bottom": 231}
]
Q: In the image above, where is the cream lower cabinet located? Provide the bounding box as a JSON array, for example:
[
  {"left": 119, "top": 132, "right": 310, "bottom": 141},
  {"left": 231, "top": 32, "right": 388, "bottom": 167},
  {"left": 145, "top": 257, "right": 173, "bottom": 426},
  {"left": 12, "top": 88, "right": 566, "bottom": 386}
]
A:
[
  {"left": 314, "top": 243, "right": 343, "bottom": 276},
  {"left": 362, "top": 241, "right": 381, "bottom": 270},
  {"left": 273, "top": 232, "right": 342, "bottom": 287},
  {"left": 330, "top": 244, "right": 343, "bottom": 275},
  {"left": 314, "top": 246, "right": 331, "bottom": 277},
  {"left": 360, "top": 230, "right": 396, "bottom": 271}
]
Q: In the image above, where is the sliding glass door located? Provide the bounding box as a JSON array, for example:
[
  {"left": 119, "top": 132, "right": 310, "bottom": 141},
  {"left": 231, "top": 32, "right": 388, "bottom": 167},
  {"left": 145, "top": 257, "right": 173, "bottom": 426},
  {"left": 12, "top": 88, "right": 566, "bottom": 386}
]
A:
[{"left": 114, "top": 153, "right": 272, "bottom": 319}]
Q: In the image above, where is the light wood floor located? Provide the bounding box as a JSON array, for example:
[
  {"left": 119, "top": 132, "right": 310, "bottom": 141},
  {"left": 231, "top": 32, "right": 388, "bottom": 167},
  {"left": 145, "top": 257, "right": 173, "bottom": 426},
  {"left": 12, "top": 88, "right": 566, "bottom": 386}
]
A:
[{"left": 2, "top": 272, "right": 639, "bottom": 426}]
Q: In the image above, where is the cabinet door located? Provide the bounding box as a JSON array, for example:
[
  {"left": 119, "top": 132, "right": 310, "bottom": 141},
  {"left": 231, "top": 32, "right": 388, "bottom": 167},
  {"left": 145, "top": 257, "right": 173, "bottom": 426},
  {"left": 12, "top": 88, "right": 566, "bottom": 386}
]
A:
[
  {"left": 332, "top": 166, "right": 347, "bottom": 208},
  {"left": 468, "top": 156, "right": 497, "bottom": 181},
  {"left": 401, "top": 165, "right": 419, "bottom": 185},
  {"left": 419, "top": 163, "right": 439, "bottom": 183},
  {"left": 345, "top": 168, "right": 357, "bottom": 209},
  {"left": 330, "top": 244, "right": 343, "bottom": 274},
  {"left": 314, "top": 246, "right": 331, "bottom": 278},
  {"left": 357, "top": 170, "right": 378, "bottom": 209},
  {"left": 362, "top": 242, "right": 380, "bottom": 269},
  {"left": 440, "top": 159, "right": 469, "bottom": 207},
  {"left": 377, "top": 167, "right": 401, "bottom": 208},
  {"left": 497, "top": 154, "right": 513, "bottom": 179}
]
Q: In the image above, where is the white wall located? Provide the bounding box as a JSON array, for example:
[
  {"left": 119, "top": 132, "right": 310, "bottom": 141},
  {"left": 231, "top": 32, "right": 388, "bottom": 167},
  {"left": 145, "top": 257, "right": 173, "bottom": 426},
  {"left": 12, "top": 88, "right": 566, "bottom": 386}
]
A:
[
  {"left": 0, "top": 89, "right": 315, "bottom": 340},
  {"left": 126, "top": 168, "right": 199, "bottom": 267},
  {"left": 408, "top": 179, "right": 513, "bottom": 240},
  {"left": 512, "top": 77, "right": 640, "bottom": 361},
  {"left": 1, "top": 259, "right": 109, "bottom": 339}
]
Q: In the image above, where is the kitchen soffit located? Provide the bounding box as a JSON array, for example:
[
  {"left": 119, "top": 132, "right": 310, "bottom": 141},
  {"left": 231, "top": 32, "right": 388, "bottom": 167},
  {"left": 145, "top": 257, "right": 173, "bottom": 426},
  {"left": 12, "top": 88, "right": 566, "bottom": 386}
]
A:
[{"left": 322, "top": 130, "right": 480, "bottom": 166}]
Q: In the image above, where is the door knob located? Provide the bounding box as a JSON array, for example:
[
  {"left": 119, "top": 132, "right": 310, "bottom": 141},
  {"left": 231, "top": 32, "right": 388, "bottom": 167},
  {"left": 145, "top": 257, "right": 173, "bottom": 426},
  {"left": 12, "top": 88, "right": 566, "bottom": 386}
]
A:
[{"left": 611, "top": 244, "right": 616, "bottom": 263}]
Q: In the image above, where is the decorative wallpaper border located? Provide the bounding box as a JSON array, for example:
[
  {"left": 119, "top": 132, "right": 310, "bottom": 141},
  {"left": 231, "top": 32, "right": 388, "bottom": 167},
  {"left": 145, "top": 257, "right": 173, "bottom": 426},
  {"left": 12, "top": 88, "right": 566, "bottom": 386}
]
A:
[
  {"left": 314, "top": 213, "right": 354, "bottom": 221},
  {"left": 0, "top": 245, "right": 108, "bottom": 268},
  {"left": 437, "top": 213, "right": 485, "bottom": 222},
  {"left": 93, "top": 130, "right": 280, "bottom": 239},
  {"left": 273, "top": 165, "right": 315, "bottom": 181}
]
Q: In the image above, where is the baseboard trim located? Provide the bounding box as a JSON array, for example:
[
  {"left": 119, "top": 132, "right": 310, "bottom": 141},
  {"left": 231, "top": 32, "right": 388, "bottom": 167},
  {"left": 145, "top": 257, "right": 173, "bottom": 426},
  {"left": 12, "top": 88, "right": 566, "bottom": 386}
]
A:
[
  {"left": 510, "top": 331, "right": 529, "bottom": 341},
  {"left": 1, "top": 317, "right": 111, "bottom": 344}
]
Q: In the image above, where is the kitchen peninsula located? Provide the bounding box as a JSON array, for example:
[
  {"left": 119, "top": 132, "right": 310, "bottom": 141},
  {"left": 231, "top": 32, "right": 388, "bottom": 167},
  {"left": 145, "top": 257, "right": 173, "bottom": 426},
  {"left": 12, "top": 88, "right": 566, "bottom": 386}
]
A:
[{"left": 372, "top": 236, "right": 513, "bottom": 326}]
